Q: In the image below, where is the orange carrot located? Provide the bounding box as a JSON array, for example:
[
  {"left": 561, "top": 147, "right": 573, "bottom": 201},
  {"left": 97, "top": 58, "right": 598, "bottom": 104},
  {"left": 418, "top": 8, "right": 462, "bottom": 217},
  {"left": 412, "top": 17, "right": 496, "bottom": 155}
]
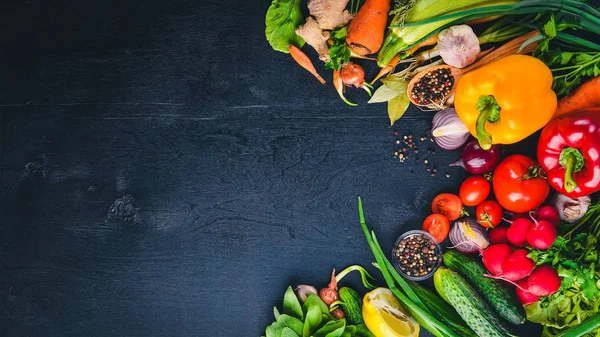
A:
[
  {"left": 405, "top": 34, "right": 439, "bottom": 56},
  {"left": 346, "top": 0, "right": 390, "bottom": 56},
  {"left": 371, "top": 54, "right": 400, "bottom": 84},
  {"left": 466, "top": 16, "right": 501, "bottom": 25},
  {"left": 287, "top": 44, "right": 326, "bottom": 84},
  {"left": 554, "top": 76, "right": 600, "bottom": 119}
]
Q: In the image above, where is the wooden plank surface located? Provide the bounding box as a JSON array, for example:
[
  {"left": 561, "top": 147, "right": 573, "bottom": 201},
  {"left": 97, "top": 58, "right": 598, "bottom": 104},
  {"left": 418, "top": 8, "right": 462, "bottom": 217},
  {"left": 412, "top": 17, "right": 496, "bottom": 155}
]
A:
[{"left": 0, "top": 1, "right": 541, "bottom": 336}]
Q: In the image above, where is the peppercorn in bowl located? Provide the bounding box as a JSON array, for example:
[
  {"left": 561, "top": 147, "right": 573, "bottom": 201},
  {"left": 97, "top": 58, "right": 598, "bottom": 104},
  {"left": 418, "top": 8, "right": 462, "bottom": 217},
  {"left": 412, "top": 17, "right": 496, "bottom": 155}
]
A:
[{"left": 392, "top": 230, "right": 443, "bottom": 281}]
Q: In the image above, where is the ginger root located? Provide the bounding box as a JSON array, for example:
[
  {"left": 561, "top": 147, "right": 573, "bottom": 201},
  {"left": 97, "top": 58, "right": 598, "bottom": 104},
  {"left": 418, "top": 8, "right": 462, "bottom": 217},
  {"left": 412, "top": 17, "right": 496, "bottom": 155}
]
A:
[
  {"left": 308, "top": 0, "right": 354, "bottom": 30},
  {"left": 295, "top": 16, "right": 331, "bottom": 62}
]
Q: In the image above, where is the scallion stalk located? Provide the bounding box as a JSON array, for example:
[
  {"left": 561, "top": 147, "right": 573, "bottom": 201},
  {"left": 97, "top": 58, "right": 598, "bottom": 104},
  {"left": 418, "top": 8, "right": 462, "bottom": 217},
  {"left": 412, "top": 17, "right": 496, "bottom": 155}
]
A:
[{"left": 358, "top": 197, "right": 465, "bottom": 337}]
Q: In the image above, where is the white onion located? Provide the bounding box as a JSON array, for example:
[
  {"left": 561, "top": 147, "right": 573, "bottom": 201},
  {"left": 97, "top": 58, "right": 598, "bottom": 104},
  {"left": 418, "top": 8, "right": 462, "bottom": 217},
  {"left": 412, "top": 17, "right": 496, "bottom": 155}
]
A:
[{"left": 449, "top": 218, "right": 490, "bottom": 254}]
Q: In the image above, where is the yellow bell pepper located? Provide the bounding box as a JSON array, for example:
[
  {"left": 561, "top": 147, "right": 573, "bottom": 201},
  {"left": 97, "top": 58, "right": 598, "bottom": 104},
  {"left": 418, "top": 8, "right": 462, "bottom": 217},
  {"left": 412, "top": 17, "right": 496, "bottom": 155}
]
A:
[{"left": 454, "top": 55, "right": 557, "bottom": 149}]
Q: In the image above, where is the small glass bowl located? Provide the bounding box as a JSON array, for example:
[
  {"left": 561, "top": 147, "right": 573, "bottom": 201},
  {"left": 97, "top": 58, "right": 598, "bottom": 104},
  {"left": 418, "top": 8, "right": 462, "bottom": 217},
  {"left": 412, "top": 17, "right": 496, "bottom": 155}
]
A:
[{"left": 391, "top": 230, "right": 443, "bottom": 281}]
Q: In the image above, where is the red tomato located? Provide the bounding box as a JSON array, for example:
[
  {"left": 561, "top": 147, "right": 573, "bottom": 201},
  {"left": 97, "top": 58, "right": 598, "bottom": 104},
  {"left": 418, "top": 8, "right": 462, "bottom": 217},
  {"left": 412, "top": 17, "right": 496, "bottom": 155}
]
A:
[
  {"left": 459, "top": 176, "right": 491, "bottom": 206},
  {"left": 476, "top": 200, "right": 503, "bottom": 228},
  {"left": 431, "top": 193, "right": 463, "bottom": 221},
  {"left": 422, "top": 214, "right": 450, "bottom": 243},
  {"left": 492, "top": 155, "right": 550, "bottom": 213}
]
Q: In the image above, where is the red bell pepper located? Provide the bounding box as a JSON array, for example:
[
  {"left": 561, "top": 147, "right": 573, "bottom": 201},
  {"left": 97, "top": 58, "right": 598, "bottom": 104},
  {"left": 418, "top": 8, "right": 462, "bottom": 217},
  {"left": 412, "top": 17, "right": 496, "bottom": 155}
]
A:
[{"left": 537, "top": 108, "right": 600, "bottom": 197}]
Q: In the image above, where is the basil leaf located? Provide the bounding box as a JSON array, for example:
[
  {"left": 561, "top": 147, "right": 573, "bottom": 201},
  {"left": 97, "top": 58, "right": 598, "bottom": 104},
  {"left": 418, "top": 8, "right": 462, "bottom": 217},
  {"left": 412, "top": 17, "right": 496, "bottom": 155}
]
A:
[
  {"left": 303, "top": 294, "right": 332, "bottom": 319},
  {"left": 277, "top": 314, "right": 303, "bottom": 336},
  {"left": 281, "top": 327, "right": 300, "bottom": 337},
  {"left": 313, "top": 319, "right": 346, "bottom": 337},
  {"left": 283, "top": 286, "right": 303, "bottom": 320},
  {"left": 274, "top": 306, "right": 281, "bottom": 319},
  {"left": 303, "top": 304, "right": 323, "bottom": 337},
  {"left": 265, "top": 0, "right": 305, "bottom": 53}
]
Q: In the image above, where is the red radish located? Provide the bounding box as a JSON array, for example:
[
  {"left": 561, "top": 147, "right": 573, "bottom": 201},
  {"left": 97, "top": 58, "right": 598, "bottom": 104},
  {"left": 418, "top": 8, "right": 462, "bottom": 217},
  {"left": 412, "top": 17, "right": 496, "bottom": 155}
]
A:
[
  {"left": 482, "top": 244, "right": 513, "bottom": 275},
  {"left": 528, "top": 265, "right": 561, "bottom": 296},
  {"left": 319, "top": 269, "right": 340, "bottom": 306},
  {"left": 506, "top": 218, "right": 533, "bottom": 247},
  {"left": 526, "top": 219, "right": 557, "bottom": 250},
  {"left": 489, "top": 227, "right": 509, "bottom": 244},
  {"left": 341, "top": 62, "right": 373, "bottom": 95},
  {"left": 534, "top": 205, "right": 561, "bottom": 227},
  {"left": 515, "top": 278, "right": 540, "bottom": 305},
  {"left": 499, "top": 249, "right": 535, "bottom": 281}
]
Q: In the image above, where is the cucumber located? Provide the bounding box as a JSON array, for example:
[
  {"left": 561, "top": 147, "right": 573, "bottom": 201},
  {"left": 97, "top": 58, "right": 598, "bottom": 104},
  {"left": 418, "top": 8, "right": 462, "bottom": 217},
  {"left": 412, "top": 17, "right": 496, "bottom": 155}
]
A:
[
  {"left": 338, "top": 287, "right": 363, "bottom": 325},
  {"left": 434, "top": 267, "right": 514, "bottom": 337},
  {"left": 443, "top": 250, "right": 526, "bottom": 325},
  {"left": 410, "top": 281, "right": 478, "bottom": 337}
]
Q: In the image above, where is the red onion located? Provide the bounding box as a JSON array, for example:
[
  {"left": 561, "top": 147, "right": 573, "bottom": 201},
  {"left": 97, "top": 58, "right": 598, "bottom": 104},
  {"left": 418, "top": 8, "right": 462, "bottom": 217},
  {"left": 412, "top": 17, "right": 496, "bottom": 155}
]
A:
[
  {"left": 449, "top": 218, "right": 490, "bottom": 254},
  {"left": 431, "top": 108, "right": 470, "bottom": 150},
  {"left": 450, "top": 140, "right": 502, "bottom": 174}
]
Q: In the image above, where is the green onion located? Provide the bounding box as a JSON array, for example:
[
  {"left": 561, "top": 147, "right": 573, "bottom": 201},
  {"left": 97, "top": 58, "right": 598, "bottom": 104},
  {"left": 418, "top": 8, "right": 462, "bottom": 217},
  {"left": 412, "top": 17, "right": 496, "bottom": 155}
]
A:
[
  {"left": 358, "top": 197, "right": 467, "bottom": 337},
  {"left": 335, "top": 265, "right": 377, "bottom": 290},
  {"left": 396, "top": 0, "right": 600, "bottom": 33}
]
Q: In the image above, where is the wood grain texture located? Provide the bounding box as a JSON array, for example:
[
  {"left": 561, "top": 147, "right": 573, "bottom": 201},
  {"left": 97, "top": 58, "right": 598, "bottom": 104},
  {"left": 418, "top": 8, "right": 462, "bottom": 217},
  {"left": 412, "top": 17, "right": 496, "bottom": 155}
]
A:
[{"left": 0, "top": 1, "right": 543, "bottom": 337}]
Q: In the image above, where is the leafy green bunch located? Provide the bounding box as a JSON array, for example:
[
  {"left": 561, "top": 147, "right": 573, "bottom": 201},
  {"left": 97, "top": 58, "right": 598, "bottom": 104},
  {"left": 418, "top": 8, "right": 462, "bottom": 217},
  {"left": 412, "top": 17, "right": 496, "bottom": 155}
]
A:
[
  {"left": 532, "top": 14, "right": 600, "bottom": 97},
  {"left": 325, "top": 28, "right": 351, "bottom": 71},
  {"left": 263, "top": 286, "right": 360, "bottom": 337},
  {"left": 526, "top": 202, "right": 600, "bottom": 337}
]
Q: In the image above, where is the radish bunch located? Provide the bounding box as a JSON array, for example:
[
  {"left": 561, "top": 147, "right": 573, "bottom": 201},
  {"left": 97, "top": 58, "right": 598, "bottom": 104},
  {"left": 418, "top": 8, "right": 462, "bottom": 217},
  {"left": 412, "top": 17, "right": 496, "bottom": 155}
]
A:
[
  {"left": 515, "top": 266, "right": 561, "bottom": 305},
  {"left": 503, "top": 206, "right": 559, "bottom": 249},
  {"left": 479, "top": 205, "right": 562, "bottom": 305}
]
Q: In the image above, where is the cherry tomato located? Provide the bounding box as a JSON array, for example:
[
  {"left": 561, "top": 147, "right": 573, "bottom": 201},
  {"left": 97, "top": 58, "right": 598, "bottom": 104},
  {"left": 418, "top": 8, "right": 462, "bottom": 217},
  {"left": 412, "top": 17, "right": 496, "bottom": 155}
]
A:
[
  {"left": 431, "top": 193, "right": 463, "bottom": 221},
  {"left": 422, "top": 214, "right": 450, "bottom": 243},
  {"left": 493, "top": 155, "right": 550, "bottom": 213},
  {"left": 476, "top": 200, "right": 503, "bottom": 228},
  {"left": 459, "top": 176, "right": 491, "bottom": 206}
]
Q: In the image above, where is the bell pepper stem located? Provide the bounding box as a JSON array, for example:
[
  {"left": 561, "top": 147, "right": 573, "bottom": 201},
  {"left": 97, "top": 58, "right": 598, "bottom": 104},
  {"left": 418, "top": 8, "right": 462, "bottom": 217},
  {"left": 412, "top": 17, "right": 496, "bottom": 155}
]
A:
[
  {"left": 564, "top": 155, "right": 578, "bottom": 192},
  {"left": 559, "top": 147, "right": 585, "bottom": 193},
  {"left": 475, "top": 95, "right": 501, "bottom": 150}
]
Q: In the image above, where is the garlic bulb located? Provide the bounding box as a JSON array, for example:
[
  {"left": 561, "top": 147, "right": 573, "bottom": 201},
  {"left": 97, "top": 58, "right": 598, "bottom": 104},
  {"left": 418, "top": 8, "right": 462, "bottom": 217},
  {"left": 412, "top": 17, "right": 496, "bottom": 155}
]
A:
[{"left": 551, "top": 193, "right": 592, "bottom": 223}]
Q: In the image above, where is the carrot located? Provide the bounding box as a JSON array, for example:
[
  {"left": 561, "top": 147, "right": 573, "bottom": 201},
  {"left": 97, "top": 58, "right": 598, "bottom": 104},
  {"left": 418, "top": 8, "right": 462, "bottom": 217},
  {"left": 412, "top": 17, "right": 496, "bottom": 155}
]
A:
[
  {"left": 554, "top": 76, "right": 600, "bottom": 119},
  {"left": 346, "top": 0, "right": 390, "bottom": 56},
  {"left": 287, "top": 44, "right": 326, "bottom": 84},
  {"left": 405, "top": 34, "right": 439, "bottom": 56},
  {"left": 370, "top": 54, "right": 400, "bottom": 84}
]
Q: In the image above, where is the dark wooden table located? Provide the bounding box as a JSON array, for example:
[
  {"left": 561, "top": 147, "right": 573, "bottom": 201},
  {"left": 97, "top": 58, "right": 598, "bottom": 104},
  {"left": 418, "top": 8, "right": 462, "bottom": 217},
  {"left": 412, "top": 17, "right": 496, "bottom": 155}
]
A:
[{"left": 0, "top": 1, "right": 541, "bottom": 336}]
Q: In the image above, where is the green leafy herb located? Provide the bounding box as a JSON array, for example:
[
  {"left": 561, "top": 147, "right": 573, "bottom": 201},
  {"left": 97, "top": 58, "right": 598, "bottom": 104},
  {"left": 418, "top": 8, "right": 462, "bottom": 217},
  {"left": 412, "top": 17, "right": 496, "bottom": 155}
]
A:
[
  {"left": 265, "top": 0, "right": 305, "bottom": 53},
  {"left": 533, "top": 14, "right": 600, "bottom": 96},
  {"left": 325, "top": 27, "right": 351, "bottom": 70},
  {"left": 263, "top": 289, "right": 360, "bottom": 337},
  {"left": 526, "top": 201, "right": 600, "bottom": 336}
]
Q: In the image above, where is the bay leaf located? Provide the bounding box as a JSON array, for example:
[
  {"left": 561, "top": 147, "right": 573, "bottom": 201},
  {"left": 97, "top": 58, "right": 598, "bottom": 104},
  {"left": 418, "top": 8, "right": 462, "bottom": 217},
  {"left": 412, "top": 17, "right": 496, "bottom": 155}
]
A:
[
  {"left": 387, "top": 93, "right": 410, "bottom": 126},
  {"left": 368, "top": 84, "right": 400, "bottom": 104},
  {"left": 381, "top": 75, "right": 408, "bottom": 92}
]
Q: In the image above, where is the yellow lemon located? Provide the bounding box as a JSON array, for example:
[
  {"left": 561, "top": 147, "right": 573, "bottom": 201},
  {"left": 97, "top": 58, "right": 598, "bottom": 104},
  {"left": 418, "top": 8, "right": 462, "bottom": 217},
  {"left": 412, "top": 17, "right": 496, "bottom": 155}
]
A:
[{"left": 362, "top": 288, "right": 420, "bottom": 337}]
